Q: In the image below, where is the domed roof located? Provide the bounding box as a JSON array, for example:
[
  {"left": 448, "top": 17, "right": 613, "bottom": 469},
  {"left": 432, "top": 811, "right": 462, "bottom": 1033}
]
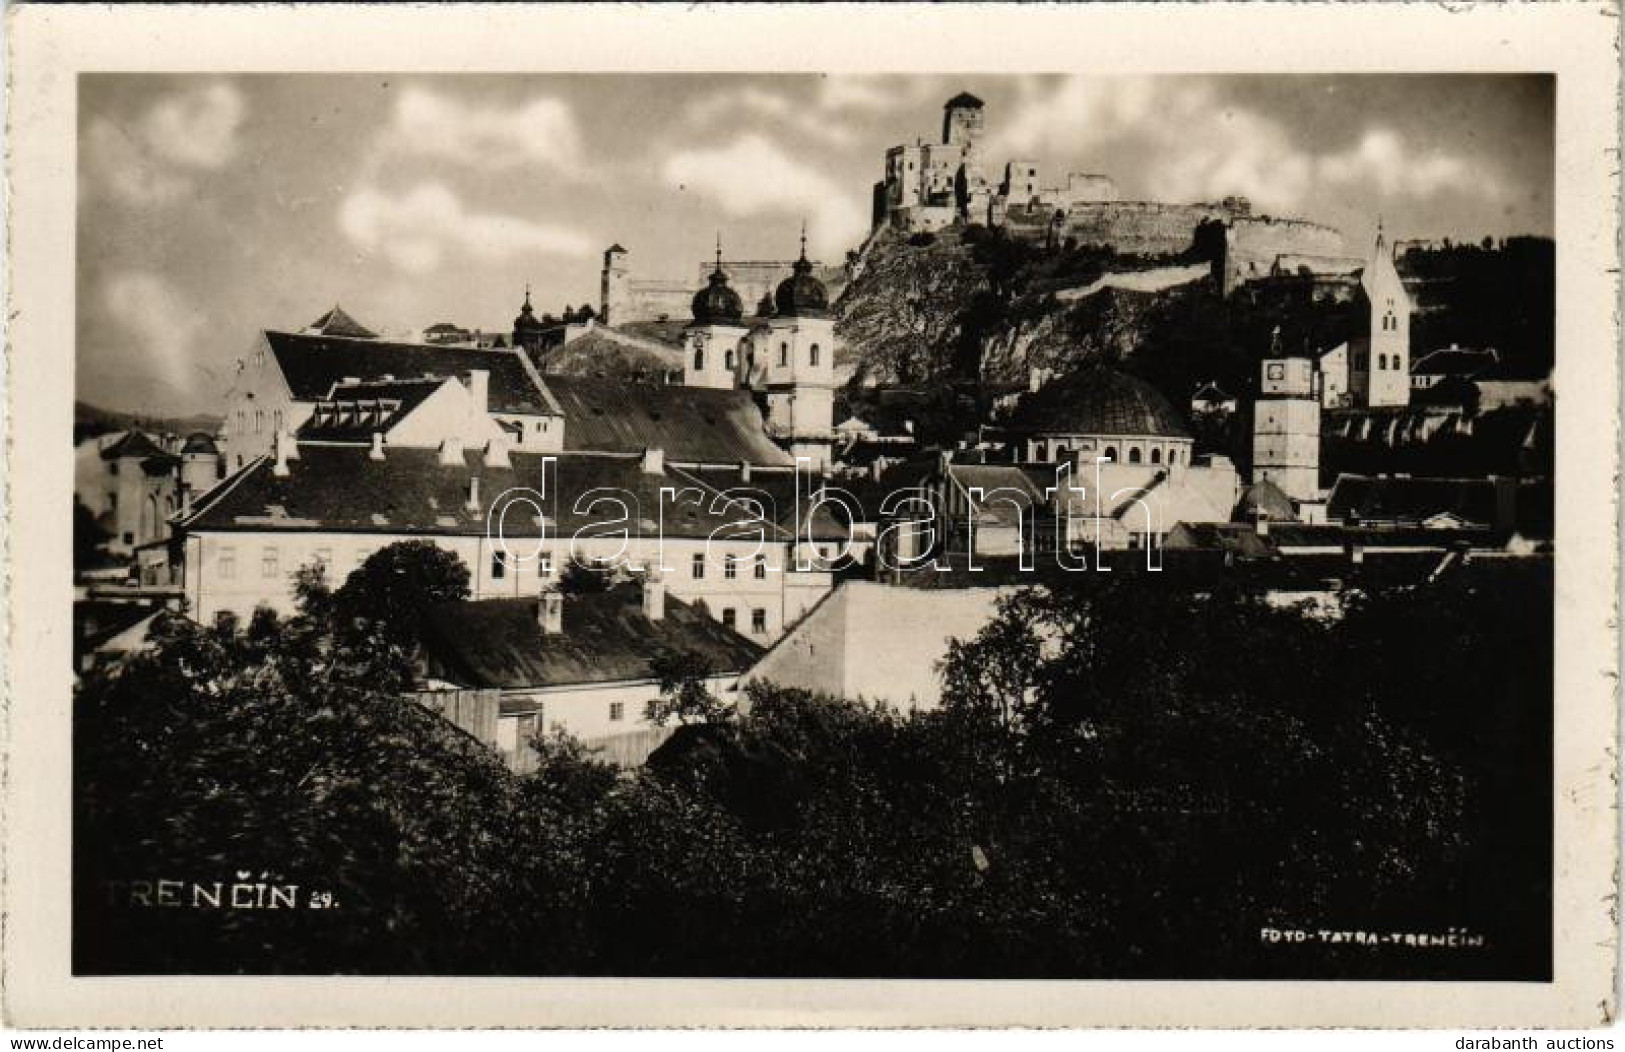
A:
[
  {"left": 513, "top": 286, "right": 546, "bottom": 333},
  {"left": 691, "top": 267, "right": 744, "bottom": 325},
  {"left": 181, "top": 432, "right": 219, "bottom": 456},
  {"left": 1011, "top": 368, "right": 1192, "bottom": 440},
  {"left": 1234, "top": 480, "right": 1298, "bottom": 523},
  {"left": 774, "top": 255, "right": 829, "bottom": 318}
]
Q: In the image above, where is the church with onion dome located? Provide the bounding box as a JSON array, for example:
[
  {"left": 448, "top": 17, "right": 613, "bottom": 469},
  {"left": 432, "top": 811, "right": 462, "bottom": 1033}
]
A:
[{"left": 680, "top": 232, "right": 841, "bottom": 468}]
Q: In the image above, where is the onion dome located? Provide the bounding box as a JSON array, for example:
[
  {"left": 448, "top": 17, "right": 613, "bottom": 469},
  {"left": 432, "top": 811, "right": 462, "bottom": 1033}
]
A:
[
  {"left": 513, "top": 285, "right": 545, "bottom": 334},
  {"left": 773, "top": 229, "right": 829, "bottom": 318},
  {"left": 691, "top": 266, "right": 744, "bottom": 324},
  {"left": 1009, "top": 368, "right": 1191, "bottom": 439}
]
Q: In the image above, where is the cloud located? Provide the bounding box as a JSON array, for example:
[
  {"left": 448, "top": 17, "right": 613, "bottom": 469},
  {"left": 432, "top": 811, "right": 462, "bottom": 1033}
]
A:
[
  {"left": 337, "top": 183, "right": 592, "bottom": 274},
  {"left": 989, "top": 76, "right": 1489, "bottom": 214},
  {"left": 141, "top": 82, "right": 246, "bottom": 168},
  {"left": 373, "top": 86, "right": 586, "bottom": 174},
  {"left": 660, "top": 134, "right": 865, "bottom": 258},
  {"left": 84, "top": 81, "right": 246, "bottom": 207},
  {"left": 680, "top": 77, "right": 946, "bottom": 150},
  {"left": 102, "top": 271, "right": 207, "bottom": 397}
]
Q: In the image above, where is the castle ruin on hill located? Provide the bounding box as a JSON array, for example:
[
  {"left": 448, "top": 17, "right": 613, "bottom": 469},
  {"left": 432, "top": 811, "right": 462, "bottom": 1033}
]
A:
[{"left": 873, "top": 92, "right": 1360, "bottom": 294}]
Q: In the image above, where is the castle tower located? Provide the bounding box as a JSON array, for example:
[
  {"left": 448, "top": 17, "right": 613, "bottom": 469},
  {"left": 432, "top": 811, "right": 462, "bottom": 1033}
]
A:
[
  {"left": 763, "top": 229, "right": 837, "bottom": 469},
  {"left": 942, "top": 92, "right": 988, "bottom": 220},
  {"left": 1251, "top": 333, "right": 1322, "bottom": 503},
  {"left": 1358, "top": 223, "right": 1412, "bottom": 408},
  {"left": 600, "top": 243, "right": 631, "bottom": 325},
  {"left": 683, "top": 239, "right": 749, "bottom": 391}
]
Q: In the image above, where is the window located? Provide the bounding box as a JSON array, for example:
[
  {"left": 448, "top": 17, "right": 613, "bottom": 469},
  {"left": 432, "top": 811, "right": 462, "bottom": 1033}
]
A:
[
  {"left": 261, "top": 546, "right": 279, "bottom": 579},
  {"left": 691, "top": 552, "right": 705, "bottom": 579},
  {"left": 778, "top": 342, "right": 788, "bottom": 367},
  {"left": 751, "top": 609, "right": 767, "bottom": 635},
  {"left": 725, "top": 348, "right": 736, "bottom": 370},
  {"left": 724, "top": 554, "right": 737, "bottom": 580},
  {"left": 218, "top": 546, "right": 236, "bottom": 580},
  {"left": 236, "top": 410, "right": 246, "bottom": 434},
  {"left": 491, "top": 550, "right": 508, "bottom": 580},
  {"left": 274, "top": 409, "right": 284, "bottom": 434},
  {"left": 722, "top": 608, "right": 736, "bottom": 629},
  {"left": 1128, "top": 447, "right": 1142, "bottom": 464},
  {"left": 754, "top": 553, "right": 767, "bottom": 579},
  {"left": 515, "top": 712, "right": 540, "bottom": 748},
  {"left": 809, "top": 344, "right": 820, "bottom": 367},
  {"left": 255, "top": 410, "right": 265, "bottom": 434},
  {"left": 1150, "top": 448, "right": 1162, "bottom": 465},
  {"left": 693, "top": 347, "right": 704, "bottom": 370},
  {"left": 1103, "top": 447, "right": 1117, "bottom": 463},
  {"left": 609, "top": 702, "right": 625, "bottom": 723}
]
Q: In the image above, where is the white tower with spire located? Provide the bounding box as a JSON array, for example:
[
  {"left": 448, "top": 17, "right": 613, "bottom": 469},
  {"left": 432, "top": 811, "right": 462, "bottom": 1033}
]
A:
[
  {"left": 683, "top": 237, "right": 749, "bottom": 390},
  {"left": 763, "top": 225, "right": 837, "bottom": 469},
  {"left": 1358, "top": 221, "right": 1413, "bottom": 408}
]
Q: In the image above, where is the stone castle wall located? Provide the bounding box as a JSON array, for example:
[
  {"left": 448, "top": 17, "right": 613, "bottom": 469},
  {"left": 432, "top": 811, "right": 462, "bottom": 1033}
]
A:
[
  {"left": 1223, "top": 216, "right": 1348, "bottom": 292},
  {"left": 1055, "top": 201, "right": 1243, "bottom": 256}
]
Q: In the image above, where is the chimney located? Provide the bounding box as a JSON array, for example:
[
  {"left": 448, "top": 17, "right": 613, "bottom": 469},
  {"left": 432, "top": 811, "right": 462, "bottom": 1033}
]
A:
[
  {"left": 642, "top": 446, "right": 664, "bottom": 474},
  {"left": 642, "top": 573, "right": 666, "bottom": 622},
  {"left": 369, "top": 431, "right": 386, "bottom": 460},
  {"left": 739, "top": 460, "right": 752, "bottom": 483},
  {"left": 1492, "top": 475, "right": 1518, "bottom": 533},
  {"left": 465, "top": 368, "right": 490, "bottom": 414},
  {"left": 466, "top": 476, "right": 481, "bottom": 512},
  {"left": 483, "top": 438, "right": 510, "bottom": 468},
  {"left": 537, "top": 590, "right": 563, "bottom": 635},
  {"left": 272, "top": 430, "right": 292, "bottom": 477},
  {"left": 438, "top": 437, "right": 464, "bottom": 466}
]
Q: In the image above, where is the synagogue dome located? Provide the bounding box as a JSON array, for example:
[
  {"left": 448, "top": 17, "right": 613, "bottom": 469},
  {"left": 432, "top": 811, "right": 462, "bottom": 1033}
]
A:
[{"left": 1010, "top": 368, "right": 1191, "bottom": 440}]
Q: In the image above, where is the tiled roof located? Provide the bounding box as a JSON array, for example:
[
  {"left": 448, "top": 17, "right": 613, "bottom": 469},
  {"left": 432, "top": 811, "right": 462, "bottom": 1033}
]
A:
[
  {"left": 1008, "top": 369, "right": 1192, "bottom": 439},
  {"left": 420, "top": 584, "right": 765, "bottom": 691},
  {"left": 296, "top": 377, "right": 447, "bottom": 441},
  {"left": 1234, "top": 480, "right": 1298, "bottom": 522},
  {"left": 671, "top": 467, "right": 850, "bottom": 542},
  {"left": 306, "top": 304, "right": 377, "bottom": 339},
  {"left": 180, "top": 445, "right": 795, "bottom": 542},
  {"left": 1326, "top": 474, "right": 1515, "bottom": 527},
  {"left": 265, "top": 330, "right": 560, "bottom": 416},
  {"left": 1411, "top": 347, "right": 1499, "bottom": 377},
  {"left": 547, "top": 375, "right": 793, "bottom": 467},
  {"left": 100, "top": 430, "right": 167, "bottom": 461}
]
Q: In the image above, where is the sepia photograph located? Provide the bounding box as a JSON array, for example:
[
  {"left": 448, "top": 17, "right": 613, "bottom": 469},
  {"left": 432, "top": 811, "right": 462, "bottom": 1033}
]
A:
[{"left": 6, "top": 0, "right": 1618, "bottom": 1033}]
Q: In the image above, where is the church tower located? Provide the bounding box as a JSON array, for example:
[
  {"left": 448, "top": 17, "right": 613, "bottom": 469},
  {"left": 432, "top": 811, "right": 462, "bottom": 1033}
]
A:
[
  {"left": 1251, "top": 328, "right": 1322, "bottom": 503},
  {"left": 511, "top": 285, "right": 546, "bottom": 354},
  {"left": 1358, "top": 223, "right": 1412, "bottom": 408},
  {"left": 683, "top": 240, "right": 749, "bottom": 391},
  {"left": 763, "top": 229, "right": 837, "bottom": 470}
]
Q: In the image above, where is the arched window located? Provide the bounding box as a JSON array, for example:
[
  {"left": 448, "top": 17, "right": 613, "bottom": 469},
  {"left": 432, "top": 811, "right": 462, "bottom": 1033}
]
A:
[
  {"left": 1103, "top": 446, "right": 1117, "bottom": 463},
  {"left": 809, "top": 343, "right": 820, "bottom": 367},
  {"left": 1150, "top": 448, "right": 1162, "bottom": 464},
  {"left": 693, "top": 347, "right": 705, "bottom": 371},
  {"left": 779, "top": 342, "right": 789, "bottom": 367},
  {"left": 725, "top": 348, "right": 736, "bottom": 370},
  {"left": 1128, "top": 447, "right": 1142, "bottom": 464}
]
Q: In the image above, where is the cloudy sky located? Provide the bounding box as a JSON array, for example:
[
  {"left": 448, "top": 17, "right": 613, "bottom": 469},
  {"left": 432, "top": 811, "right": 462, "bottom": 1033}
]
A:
[{"left": 78, "top": 73, "right": 1552, "bottom": 415}]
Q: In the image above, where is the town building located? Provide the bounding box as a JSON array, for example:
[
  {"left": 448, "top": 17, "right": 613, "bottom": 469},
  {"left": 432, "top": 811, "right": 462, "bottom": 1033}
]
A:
[
  {"left": 1251, "top": 351, "right": 1324, "bottom": 503},
  {"left": 417, "top": 579, "right": 765, "bottom": 770},
  {"left": 75, "top": 429, "right": 224, "bottom": 556}
]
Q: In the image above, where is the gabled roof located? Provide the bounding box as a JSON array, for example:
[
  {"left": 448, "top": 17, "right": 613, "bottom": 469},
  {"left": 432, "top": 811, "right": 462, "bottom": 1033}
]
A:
[
  {"left": 1411, "top": 347, "right": 1499, "bottom": 377},
  {"left": 1191, "top": 382, "right": 1234, "bottom": 403},
  {"left": 947, "top": 463, "right": 1053, "bottom": 528},
  {"left": 306, "top": 304, "right": 377, "bottom": 339},
  {"left": 296, "top": 377, "right": 449, "bottom": 441},
  {"left": 179, "top": 445, "right": 793, "bottom": 542},
  {"left": 264, "top": 330, "right": 561, "bottom": 416},
  {"left": 1234, "top": 480, "right": 1298, "bottom": 523},
  {"left": 1326, "top": 474, "right": 1507, "bottom": 527},
  {"left": 421, "top": 585, "right": 765, "bottom": 692},
  {"left": 100, "top": 430, "right": 167, "bottom": 461},
  {"left": 547, "top": 375, "right": 794, "bottom": 467}
]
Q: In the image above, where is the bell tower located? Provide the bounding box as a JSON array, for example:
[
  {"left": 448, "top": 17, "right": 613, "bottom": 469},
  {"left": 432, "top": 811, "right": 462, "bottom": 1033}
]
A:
[
  {"left": 683, "top": 237, "right": 748, "bottom": 391},
  {"left": 764, "top": 227, "right": 837, "bottom": 469},
  {"left": 1359, "top": 222, "right": 1412, "bottom": 408}
]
